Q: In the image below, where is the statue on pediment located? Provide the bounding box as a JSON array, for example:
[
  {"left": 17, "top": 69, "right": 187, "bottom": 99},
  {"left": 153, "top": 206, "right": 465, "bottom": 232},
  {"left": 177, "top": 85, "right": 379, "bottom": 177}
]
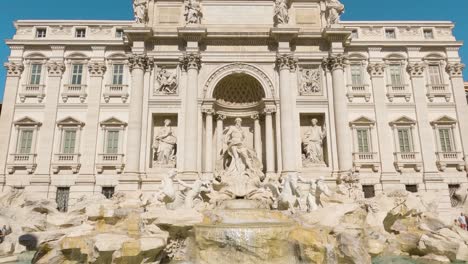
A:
[
  {"left": 274, "top": 0, "right": 289, "bottom": 25},
  {"left": 325, "top": 0, "right": 345, "bottom": 26},
  {"left": 184, "top": 0, "right": 202, "bottom": 25},
  {"left": 133, "top": 0, "right": 148, "bottom": 24}
]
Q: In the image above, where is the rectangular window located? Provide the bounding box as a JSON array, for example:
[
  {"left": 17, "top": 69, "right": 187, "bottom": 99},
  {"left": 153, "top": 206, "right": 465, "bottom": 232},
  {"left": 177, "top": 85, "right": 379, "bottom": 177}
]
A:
[
  {"left": 115, "top": 29, "right": 124, "bottom": 38},
  {"left": 35, "top": 28, "right": 47, "bottom": 38},
  {"left": 106, "top": 130, "right": 120, "bottom": 154},
  {"left": 18, "top": 130, "right": 34, "bottom": 154},
  {"left": 385, "top": 29, "right": 396, "bottom": 39},
  {"left": 71, "top": 64, "right": 84, "bottom": 85},
  {"left": 397, "top": 128, "right": 412, "bottom": 153},
  {"left": 439, "top": 128, "right": 453, "bottom": 152},
  {"left": 424, "top": 29, "right": 434, "bottom": 39},
  {"left": 362, "top": 185, "right": 375, "bottom": 199},
  {"left": 112, "top": 64, "right": 124, "bottom": 85},
  {"left": 449, "top": 184, "right": 461, "bottom": 208},
  {"left": 75, "top": 28, "right": 86, "bottom": 38},
  {"left": 56, "top": 187, "right": 70, "bottom": 212},
  {"left": 356, "top": 128, "right": 370, "bottom": 153},
  {"left": 62, "top": 130, "right": 77, "bottom": 154},
  {"left": 350, "top": 64, "right": 363, "bottom": 86},
  {"left": 428, "top": 65, "right": 443, "bottom": 85},
  {"left": 389, "top": 64, "right": 403, "bottom": 87},
  {"left": 351, "top": 30, "right": 359, "bottom": 39},
  {"left": 102, "top": 187, "right": 115, "bottom": 199},
  {"left": 405, "top": 185, "right": 418, "bottom": 193},
  {"left": 30, "top": 64, "right": 42, "bottom": 85}
]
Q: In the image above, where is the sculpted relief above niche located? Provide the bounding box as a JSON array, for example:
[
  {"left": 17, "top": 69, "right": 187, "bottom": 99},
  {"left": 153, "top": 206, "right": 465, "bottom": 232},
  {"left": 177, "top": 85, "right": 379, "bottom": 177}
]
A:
[
  {"left": 299, "top": 66, "right": 323, "bottom": 96},
  {"left": 154, "top": 67, "right": 179, "bottom": 95}
]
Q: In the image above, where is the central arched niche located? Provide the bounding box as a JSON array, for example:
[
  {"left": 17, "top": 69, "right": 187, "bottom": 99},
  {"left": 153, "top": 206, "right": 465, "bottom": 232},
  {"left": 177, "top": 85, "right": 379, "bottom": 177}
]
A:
[{"left": 213, "top": 73, "right": 265, "bottom": 106}]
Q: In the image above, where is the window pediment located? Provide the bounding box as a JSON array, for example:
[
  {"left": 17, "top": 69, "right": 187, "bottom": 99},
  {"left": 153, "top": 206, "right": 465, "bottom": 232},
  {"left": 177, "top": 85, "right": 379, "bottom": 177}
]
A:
[
  {"left": 57, "top": 117, "right": 85, "bottom": 127},
  {"left": 431, "top": 115, "right": 457, "bottom": 127},
  {"left": 14, "top": 117, "right": 42, "bottom": 127},
  {"left": 100, "top": 117, "right": 127, "bottom": 127},
  {"left": 389, "top": 116, "right": 416, "bottom": 126},
  {"left": 350, "top": 116, "right": 375, "bottom": 126}
]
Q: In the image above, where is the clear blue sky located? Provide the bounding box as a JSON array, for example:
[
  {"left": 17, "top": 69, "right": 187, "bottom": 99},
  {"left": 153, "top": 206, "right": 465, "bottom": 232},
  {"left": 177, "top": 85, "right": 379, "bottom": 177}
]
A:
[{"left": 0, "top": 0, "right": 467, "bottom": 102}]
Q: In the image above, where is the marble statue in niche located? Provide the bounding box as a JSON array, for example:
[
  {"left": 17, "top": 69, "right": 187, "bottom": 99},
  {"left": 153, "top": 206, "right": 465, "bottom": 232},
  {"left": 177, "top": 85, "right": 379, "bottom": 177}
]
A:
[
  {"left": 133, "top": 0, "right": 148, "bottom": 24},
  {"left": 155, "top": 68, "right": 178, "bottom": 95},
  {"left": 184, "top": 0, "right": 202, "bottom": 25},
  {"left": 302, "top": 118, "right": 327, "bottom": 166},
  {"left": 274, "top": 0, "right": 289, "bottom": 25},
  {"left": 300, "top": 68, "right": 321, "bottom": 95},
  {"left": 325, "top": 0, "right": 345, "bottom": 26},
  {"left": 153, "top": 119, "right": 177, "bottom": 168}
]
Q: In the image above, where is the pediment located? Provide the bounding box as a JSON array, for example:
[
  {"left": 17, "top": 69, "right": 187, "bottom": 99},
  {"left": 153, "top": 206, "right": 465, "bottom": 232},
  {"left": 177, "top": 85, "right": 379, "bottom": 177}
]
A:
[
  {"left": 57, "top": 117, "right": 85, "bottom": 127},
  {"left": 431, "top": 115, "right": 457, "bottom": 126},
  {"left": 100, "top": 117, "right": 127, "bottom": 127},
  {"left": 350, "top": 116, "right": 375, "bottom": 126},
  {"left": 389, "top": 116, "right": 416, "bottom": 126},
  {"left": 13, "top": 117, "right": 42, "bottom": 126}
]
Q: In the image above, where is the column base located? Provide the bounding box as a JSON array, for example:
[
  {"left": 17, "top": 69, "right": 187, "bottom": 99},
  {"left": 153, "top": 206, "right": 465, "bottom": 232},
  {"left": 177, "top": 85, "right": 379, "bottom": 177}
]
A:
[
  {"left": 181, "top": 171, "right": 199, "bottom": 180},
  {"left": 30, "top": 174, "right": 51, "bottom": 185},
  {"left": 201, "top": 172, "right": 214, "bottom": 181}
]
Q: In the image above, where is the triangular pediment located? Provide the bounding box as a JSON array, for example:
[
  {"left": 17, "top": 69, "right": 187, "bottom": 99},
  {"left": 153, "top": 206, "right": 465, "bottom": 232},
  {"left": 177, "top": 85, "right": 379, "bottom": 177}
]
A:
[
  {"left": 389, "top": 116, "right": 416, "bottom": 126},
  {"left": 431, "top": 115, "right": 457, "bottom": 126},
  {"left": 100, "top": 117, "right": 127, "bottom": 127},
  {"left": 350, "top": 116, "right": 375, "bottom": 126},
  {"left": 57, "top": 117, "right": 84, "bottom": 127},
  {"left": 13, "top": 117, "right": 42, "bottom": 126}
]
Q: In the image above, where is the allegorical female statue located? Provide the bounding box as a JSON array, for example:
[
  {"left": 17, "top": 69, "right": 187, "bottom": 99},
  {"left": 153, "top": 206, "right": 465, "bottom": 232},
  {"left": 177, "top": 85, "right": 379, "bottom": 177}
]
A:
[
  {"left": 274, "top": 0, "right": 289, "bottom": 25},
  {"left": 302, "top": 118, "right": 326, "bottom": 165},
  {"left": 153, "top": 119, "right": 177, "bottom": 167},
  {"left": 325, "top": 0, "right": 345, "bottom": 26},
  {"left": 184, "top": 0, "right": 202, "bottom": 25},
  {"left": 133, "top": 0, "right": 148, "bottom": 24}
]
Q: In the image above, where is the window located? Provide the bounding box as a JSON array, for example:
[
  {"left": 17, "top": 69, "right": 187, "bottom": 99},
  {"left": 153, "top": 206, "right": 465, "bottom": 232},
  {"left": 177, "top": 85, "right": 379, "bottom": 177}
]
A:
[
  {"left": 351, "top": 30, "right": 359, "bottom": 39},
  {"left": 397, "top": 128, "right": 412, "bottom": 153},
  {"left": 356, "top": 128, "right": 370, "bottom": 153},
  {"left": 62, "top": 130, "right": 77, "bottom": 154},
  {"left": 18, "top": 130, "right": 34, "bottom": 154},
  {"left": 71, "top": 64, "right": 84, "bottom": 85},
  {"left": 385, "top": 29, "right": 396, "bottom": 39},
  {"left": 75, "top": 28, "right": 86, "bottom": 38},
  {"left": 405, "top": 185, "right": 418, "bottom": 193},
  {"left": 35, "top": 28, "right": 47, "bottom": 38},
  {"left": 350, "top": 64, "right": 363, "bottom": 86},
  {"left": 115, "top": 29, "right": 124, "bottom": 38},
  {"left": 362, "top": 185, "right": 375, "bottom": 199},
  {"left": 56, "top": 187, "right": 70, "bottom": 212},
  {"left": 389, "top": 64, "right": 403, "bottom": 87},
  {"left": 30, "top": 64, "right": 42, "bottom": 85},
  {"left": 102, "top": 187, "right": 115, "bottom": 199},
  {"left": 449, "top": 184, "right": 461, "bottom": 208},
  {"left": 112, "top": 64, "right": 124, "bottom": 85},
  {"left": 106, "top": 130, "right": 120, "bottom": 154},
  {"left": 428, "top": 65, "right": 443, "bottom": 85},
  {"left": 438, "top": 128, "right": 453, "bottom": 152},
  {"left": 424, "top": 29, "right": 434, "bottom": 39}
]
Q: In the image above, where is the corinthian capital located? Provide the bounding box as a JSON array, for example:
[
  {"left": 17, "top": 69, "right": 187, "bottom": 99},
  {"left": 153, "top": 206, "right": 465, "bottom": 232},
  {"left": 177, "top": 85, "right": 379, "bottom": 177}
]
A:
[
  {"left": 179, "top": 52, "right": 202, "bottom": 71},
  {"left": 47, "top": 62, "right": 66, "bottom": 77},
  {"left": 276, "top": 53, "right": 297, "bottom": 71},
  {"left": 128, "top": 54, "right": 154, "bottom": 72},
  {"left": 407, "top": 63, "right": 426, "bottom": 77},
  {"left": 367, "top": 63, "right": 386, "bottom": 77},
  {"left": 446, "top": 62, "right": 465, "bottom": 77},
  {"left": 324, "top": 54, "right": 347, "bottom": 71},
  {"left": 4, "top": 62, "right": 24, "bottom": 77},
  {"left": 88, "top": 62, "right": 107, "bottom": 77}
]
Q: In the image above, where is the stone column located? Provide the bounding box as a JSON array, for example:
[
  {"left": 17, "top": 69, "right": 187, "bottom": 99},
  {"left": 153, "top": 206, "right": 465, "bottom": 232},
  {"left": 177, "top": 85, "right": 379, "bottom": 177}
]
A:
[
  {"left": 216, "top": 114, "right": 226, "bottom": 157},
  {"left": 251, "top": 114, "right": 262, "bottom": 162},
  {"left": 264, "top": 106, "right": 276, "bottom": 176},
  {"left": 79, "top": 62, "right": 106, "bottom": 183},
  {"left": 446, "top": 62, "right": 468, "bottom": 169},
  {"left": 124, "top": 54, "right": 153, "bottom": 179},
  {"left": 325, "top": 54, "right": 353, "bottom": 174},
  {"left": 0, "top": 62, "right": 24, "bottom": 182},
  {"left": 368, "top": 63, "right": 397, "bottom": 177},
  {"left": 276, "top": 53, "right": 298, "bottom": 176},
  {"left": 407, "top": 62, "right": 440, "bottom": 178},
  {"left": 203, "top": 108, "right": 214, "bottom": 175},
  {"left": 180, "top": 52, "right": 202, "bottom": 177},
  {"left": 33, "top": 61, "right": 66, "bottom": 184}
]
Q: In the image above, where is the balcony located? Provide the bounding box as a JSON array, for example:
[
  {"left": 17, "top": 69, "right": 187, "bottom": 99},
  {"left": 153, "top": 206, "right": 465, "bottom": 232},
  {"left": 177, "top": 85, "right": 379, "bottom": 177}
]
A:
[
  {"left": 51, "top": 154, "right": 81, "bottom": 174},
  {"left": 346, "top": 84, "right": 371, "bottom": 102},
  {"left": 386, "top": 84, "right": 411, "bottom": 102},
  {"left": 96, "top": 154, "right": 125, "bottom": 174},
  {"left": 7, "top": 153, "right": 37, "bottom": 174},
  {"left": 19, "top": 84, "right": 45, "bottom": 103},
  {"left": 62, "top": 84, "right": 87, "bottom": 103},
  {"left": 393, "top": 152, "right": 422, "bottom": 172},
  {"left": 353, "top": 152, "right": 380, "bottom": 172},
  {"left": 426, "top": 84, "right": 451, "bottom": 102},
  {"left": 436, "top": 152, "right": 465, "bottom": 171},
  {"left": 103, "top": 84, "right": 129, "bottom": 103}
]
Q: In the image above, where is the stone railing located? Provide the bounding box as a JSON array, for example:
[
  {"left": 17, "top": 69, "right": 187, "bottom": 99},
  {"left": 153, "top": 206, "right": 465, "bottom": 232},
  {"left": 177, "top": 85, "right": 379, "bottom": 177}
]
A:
[
  {"left": 103, "top": 84, "right": 129, "bottom": 103},
  {"left": 435, "top": 151, "right": 464, "bottom": 171},
  {"left": 386, "top": 84, "right": 411, "bottom": 102},
  {"left": 7, "top": 153, "right": 37, "bottom": 174},
  {"left": 346, "top": 84, "right": 371, "bottom": 102},
  {"left": 19, "top": 84, "right": 45, "bottom": 103},
  {"left": 96, "top": 154, "right": 125, "bottom": 174},
  {"left": 52, "top": 153, "right": 81, "bottom": 174},
  {"left": 352, "top": 152, "right": 380, "bottom": 172},
  {"left": 426, "top": 84, "right": 451, "bottom": 102},
  {"left": 393, "top": 152, "right": 422, "bottom": 172},
  {"left": 62, "top": 84, "right": 87, "bottom": 103}
]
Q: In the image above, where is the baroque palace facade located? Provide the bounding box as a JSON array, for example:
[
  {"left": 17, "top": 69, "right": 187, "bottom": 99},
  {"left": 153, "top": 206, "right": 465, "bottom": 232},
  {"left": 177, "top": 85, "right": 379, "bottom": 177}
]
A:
[{"left": 0, "top": 0, "right": 467, "bottom": 211}]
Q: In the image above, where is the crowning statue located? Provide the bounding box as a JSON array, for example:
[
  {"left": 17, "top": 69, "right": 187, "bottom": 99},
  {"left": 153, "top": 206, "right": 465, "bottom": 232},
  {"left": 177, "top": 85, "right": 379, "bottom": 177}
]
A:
[
  {"left": 184, "top": 0, "right": 202, "bottom": 25},
  {"left": 302, "top": 118, "right": 326, "bottom": 165},
  {"left": 274, "top": 0, "right": 289, "bottom": 25},
  {"left": 325, "top": 0, "right": 345, "bottom": 26},
  {"left": 156, "top": 68, "right": 178, "bottom": 95},
  {"left": 300, "top": 69, "right": 321, "bottom": 95},
  {"left": 153, "top": 119, "right": 177, "bottom": 168},
  {"left": 133, "top": 0, "right": 148, "bottom": 24}
]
